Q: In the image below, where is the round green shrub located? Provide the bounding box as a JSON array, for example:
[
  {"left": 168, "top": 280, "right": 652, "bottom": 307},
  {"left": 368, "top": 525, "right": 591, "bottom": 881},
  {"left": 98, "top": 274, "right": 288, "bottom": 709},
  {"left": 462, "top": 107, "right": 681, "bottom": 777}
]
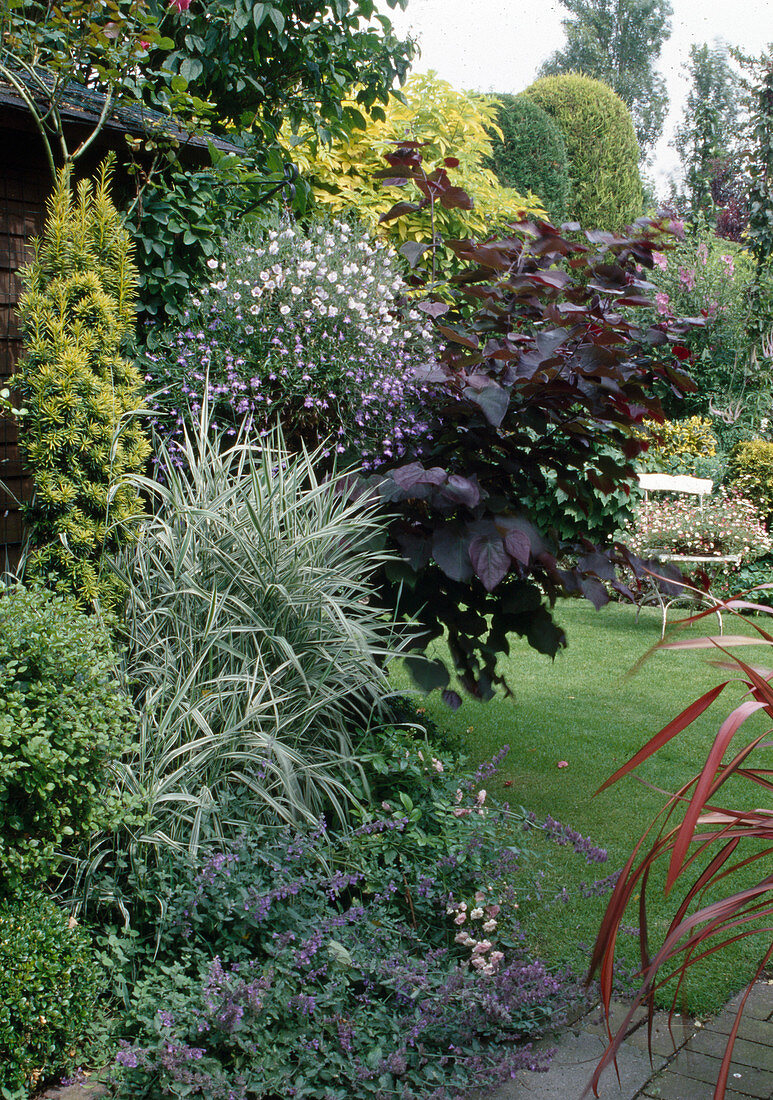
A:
[
  {"left": 523, "top": 74, "right": 643, "bottom": 230},
  {"left": 727, "top": 438, "right": 773, "bottom": 527},
  {"left": 488, "top": 93, "right": 572, "bottom": 221},
  {"left": 0, "top": 891, "right": 100, "bottom": 1096},
  {"left": 0, "top": 584, "right": 136, "bottom": 890}
]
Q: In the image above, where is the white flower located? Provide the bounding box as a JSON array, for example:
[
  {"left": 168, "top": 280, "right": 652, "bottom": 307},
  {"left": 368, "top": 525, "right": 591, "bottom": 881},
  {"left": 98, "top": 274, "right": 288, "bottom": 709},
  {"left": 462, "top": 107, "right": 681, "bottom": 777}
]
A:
[
  {"left": 470, "top": 908, "right": 484, "bottom": 920},
  {"left": 279, "top": 304, "right": 291, "bottom": 315},
  {"left": 206, "top": 258, "right": 219, "bottom": 269},
  {"left": 482, "top": 919, "right": 497, "bottom": 933}
]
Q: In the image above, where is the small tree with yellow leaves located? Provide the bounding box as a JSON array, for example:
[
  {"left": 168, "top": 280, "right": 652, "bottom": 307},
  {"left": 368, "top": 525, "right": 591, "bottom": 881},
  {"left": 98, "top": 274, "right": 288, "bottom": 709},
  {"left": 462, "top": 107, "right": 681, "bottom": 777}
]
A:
[
  {"left": 14, "top": 161, "right": 149, "bottom": 609},
  {"left": 284, "top": 72, "right": 546, "bottom": 246}
]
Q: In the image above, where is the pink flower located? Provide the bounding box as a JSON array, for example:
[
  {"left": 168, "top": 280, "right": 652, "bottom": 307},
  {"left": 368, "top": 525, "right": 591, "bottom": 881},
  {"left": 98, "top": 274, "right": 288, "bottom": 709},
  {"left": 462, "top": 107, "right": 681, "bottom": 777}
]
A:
[
  {"left": 169, "top": 0, "right": 191, "bottom": 10},
  {"left": 483, "top": 918, "right": 498, "bottom": 933},
  {"left": 558, "top": 760, "right": 569, "bottom": 768},
  {"left": 655, "top": 291, "right": 670, "bottom": 316},
  {"left": 472, "top": 940, "right": 492, "bottom": 955},
  {"left": 697, "top": 242, "right": 708, "bottom": 264},
  {"left": 678, "top": 266, "right": 695, "bottom": 291},
  {"left": 490, "top": 950, "right": 505, "bottom": 965},
  {"left": 721, "top": 254, "right": 735, "bottom": 277},
  {"left": 470, "top": 956, "right": 487, "bottom": 970},
  {"left": 454, "top": 912, "right": 467, "bottom": 925},
  {"left": 652, "top": 251, "right": 668, "bottom": 270}
]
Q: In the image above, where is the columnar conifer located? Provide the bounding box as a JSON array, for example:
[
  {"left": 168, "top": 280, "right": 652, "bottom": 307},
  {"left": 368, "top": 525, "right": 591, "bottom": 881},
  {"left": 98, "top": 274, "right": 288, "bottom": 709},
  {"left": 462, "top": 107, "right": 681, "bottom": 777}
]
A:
[{"left": 14, "top": 161, "right": 149, "bottom": 608}]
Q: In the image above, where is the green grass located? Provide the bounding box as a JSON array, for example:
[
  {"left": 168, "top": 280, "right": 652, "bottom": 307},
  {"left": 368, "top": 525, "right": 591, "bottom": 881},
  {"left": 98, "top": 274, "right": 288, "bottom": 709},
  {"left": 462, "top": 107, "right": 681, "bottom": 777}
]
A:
[{"left": 394, "top": 600, "right": 772, "bottom": 1016}]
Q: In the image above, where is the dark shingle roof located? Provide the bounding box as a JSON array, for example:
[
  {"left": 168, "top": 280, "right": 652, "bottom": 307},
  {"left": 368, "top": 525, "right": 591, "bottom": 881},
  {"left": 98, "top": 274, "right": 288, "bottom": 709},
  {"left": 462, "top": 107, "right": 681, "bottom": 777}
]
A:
[{"left": 0, "top": 72, "right": 243, "bottom": 156}]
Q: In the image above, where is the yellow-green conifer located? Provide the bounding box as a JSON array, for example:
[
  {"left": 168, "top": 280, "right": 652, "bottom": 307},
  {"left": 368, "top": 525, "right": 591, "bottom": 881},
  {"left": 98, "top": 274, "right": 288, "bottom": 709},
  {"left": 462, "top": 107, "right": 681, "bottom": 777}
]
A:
[{"left": 14, "top": 161, "right": 149, "bottom": 609}]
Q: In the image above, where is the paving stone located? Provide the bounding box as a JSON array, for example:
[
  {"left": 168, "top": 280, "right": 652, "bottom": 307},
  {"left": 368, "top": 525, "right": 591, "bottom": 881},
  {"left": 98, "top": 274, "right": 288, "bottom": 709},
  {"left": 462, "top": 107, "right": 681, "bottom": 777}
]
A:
[
  {"left": 671, "top": 1049, "right": 773, "bottom": 1098},
  {"left": 643, "top": 1083, "right": 767, "bottom": 1100},
  {"left": 485, "top": 1027, "right": 664, "bottom": 1099},
  {"left": 627, "top": 1012, "right": 697, "bottom": 1059},
  {"left": 684, "top": 1031, "right": 773, "bottom": 1073},
  {"left": 583, "top": 1000, "right": 650, "bottom": 1040},
  {"left": 706, "top": 1016, "right": 773, "bottom": 1046},
  {"left": 37, "top": 1085, "right": 106, "bottom": 1100},
  {"left": 724, "top": 983, "right": 773, "bottom": 1022}
]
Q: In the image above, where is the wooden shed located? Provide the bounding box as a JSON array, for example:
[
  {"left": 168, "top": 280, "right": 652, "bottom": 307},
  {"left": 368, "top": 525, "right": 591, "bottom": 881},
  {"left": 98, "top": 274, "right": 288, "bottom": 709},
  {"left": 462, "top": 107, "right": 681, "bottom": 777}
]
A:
[{"left": 0, "top": 76, "right": 235, "bottom": 567}]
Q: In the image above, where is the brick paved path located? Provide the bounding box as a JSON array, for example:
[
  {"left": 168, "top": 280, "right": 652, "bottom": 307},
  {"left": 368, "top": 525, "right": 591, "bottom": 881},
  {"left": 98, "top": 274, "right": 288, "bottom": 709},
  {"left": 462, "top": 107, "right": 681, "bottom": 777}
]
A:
[{"left": 487, "top": 980, "right": 773, "bottom": 1100}]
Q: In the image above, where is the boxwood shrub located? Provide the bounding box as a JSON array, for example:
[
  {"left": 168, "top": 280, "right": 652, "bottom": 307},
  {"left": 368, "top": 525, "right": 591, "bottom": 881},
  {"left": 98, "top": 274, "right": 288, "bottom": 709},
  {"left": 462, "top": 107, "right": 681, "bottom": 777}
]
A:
[
  {"left": 0, "top": 584, "right": 136, "bottom": 891},
  {"left": 0, "top": 891, "right": 100, "bottom": 1097}
]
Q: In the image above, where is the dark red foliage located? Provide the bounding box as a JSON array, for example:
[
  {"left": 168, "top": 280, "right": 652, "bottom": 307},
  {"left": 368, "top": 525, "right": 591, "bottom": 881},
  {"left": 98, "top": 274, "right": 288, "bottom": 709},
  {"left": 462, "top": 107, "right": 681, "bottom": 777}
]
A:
[
  {"left": 586, "top": 599, "right": 773, "bottom": 1100},
  {"left": 370, "top": 145, "right": 698, "bottom": 698}
]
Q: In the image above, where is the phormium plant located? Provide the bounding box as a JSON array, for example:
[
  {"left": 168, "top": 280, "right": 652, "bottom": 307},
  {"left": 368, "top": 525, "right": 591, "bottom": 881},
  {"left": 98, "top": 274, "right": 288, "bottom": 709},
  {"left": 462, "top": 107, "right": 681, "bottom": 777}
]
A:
[{"left": 587, "top": 600, "right": 773, "bottom": 1100}]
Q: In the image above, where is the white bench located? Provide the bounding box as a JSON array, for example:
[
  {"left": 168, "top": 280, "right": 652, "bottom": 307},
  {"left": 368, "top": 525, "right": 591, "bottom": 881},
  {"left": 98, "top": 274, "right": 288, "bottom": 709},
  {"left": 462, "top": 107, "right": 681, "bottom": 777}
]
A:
[{"left": 635, "top": 473, "right": 740, "bottom": 637}]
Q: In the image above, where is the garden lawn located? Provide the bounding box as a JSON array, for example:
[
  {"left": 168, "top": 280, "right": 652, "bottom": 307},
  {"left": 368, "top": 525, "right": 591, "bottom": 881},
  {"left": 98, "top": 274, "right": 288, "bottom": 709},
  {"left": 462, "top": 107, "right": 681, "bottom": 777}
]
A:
[{"left": 393, "top": 600, "right": 771, "bottom": 1017}]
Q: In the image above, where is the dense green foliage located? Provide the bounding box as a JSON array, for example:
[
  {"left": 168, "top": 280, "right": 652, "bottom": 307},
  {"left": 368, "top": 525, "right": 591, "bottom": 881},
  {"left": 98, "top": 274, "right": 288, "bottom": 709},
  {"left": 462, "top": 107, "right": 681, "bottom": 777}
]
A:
[
  {"left": 0, "top": 891, "right": 100, "bottom": 1096},
  {"left": 112, "top": 736, "right": 584, "bottom": 1098},
  {"left": 673, "top": 43, "right": 742, "bottom": 224},
  {"left": 487, "top": 93, "right": 572, "bottom": 221},
  {"left": 128, "top": 151, "right": 291, "bottom": 330},
  {"left": 524, "top": 74, "right": 643, "bottom": 228},
  {"left": 645, "top": 223, "right": 761, "bottom": 424},
  {"left": 727, "top": 438, "right": 773, "bottom": 525},
  {"left": 14, "top": 165, "right": 150, "bottom": 609},
  {"left": 0, "top": 585, "right": 135, "bottom": 892},
  {"left": 538, "top": 0, "right": 671, "bottom": 155}
]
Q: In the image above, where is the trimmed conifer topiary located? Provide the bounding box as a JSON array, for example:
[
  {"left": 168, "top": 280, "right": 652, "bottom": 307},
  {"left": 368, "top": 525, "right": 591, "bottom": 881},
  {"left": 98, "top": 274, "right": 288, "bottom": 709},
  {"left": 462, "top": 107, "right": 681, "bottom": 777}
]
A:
[
  {"left": 523, "top": 74, "right": 643, "bottom": 230},
  {"left": 487, "top": 93, "right": 572, "bottom": 222},
  {"left": 14, "top": 160, "right": 149, "bottom": 609}
]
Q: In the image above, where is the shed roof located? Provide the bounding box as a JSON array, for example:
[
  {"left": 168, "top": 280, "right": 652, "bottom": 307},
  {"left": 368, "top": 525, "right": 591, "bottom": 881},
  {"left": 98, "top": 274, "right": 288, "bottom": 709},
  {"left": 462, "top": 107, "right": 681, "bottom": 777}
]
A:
[{"left": 0, "top": 71, "right": 243, "bottom": 156}]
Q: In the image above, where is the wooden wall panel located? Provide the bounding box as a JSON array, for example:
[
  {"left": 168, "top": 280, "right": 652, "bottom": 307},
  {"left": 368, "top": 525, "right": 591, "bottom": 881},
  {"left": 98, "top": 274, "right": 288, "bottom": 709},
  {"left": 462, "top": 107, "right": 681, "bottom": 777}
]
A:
[{"left": 0, "top": 131, "right": 47, "bottom": 564}]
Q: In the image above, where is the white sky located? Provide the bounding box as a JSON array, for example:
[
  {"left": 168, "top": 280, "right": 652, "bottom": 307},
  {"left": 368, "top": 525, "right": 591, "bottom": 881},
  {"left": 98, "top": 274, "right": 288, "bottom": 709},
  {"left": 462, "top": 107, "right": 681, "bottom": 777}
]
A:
[{"left": 387, "top": 0, "right": 773, "bottom": 192}]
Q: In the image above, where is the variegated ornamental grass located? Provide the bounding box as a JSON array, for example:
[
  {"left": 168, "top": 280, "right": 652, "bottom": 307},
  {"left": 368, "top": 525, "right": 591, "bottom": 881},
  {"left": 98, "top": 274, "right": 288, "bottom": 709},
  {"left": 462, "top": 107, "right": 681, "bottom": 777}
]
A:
[{"left": 93, "top": 406, "right": 413, "bottom": 879}]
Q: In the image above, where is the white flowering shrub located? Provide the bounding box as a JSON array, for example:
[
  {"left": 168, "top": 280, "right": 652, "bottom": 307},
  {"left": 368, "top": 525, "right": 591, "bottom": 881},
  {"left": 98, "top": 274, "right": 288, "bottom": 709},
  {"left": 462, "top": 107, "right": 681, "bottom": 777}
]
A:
[
  {"left": 622, "top": 488, "right": 772, "bottom": 564},
  {"left": 144, "top": 218, "right": 436, "bottom": 468}
]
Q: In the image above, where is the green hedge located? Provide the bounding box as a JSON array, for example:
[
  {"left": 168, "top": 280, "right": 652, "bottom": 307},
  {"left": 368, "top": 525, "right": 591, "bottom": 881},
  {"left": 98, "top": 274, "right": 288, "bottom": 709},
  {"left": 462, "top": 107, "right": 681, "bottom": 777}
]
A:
[
  {"left": 523, "top": 74, "right": 643, "bottom": 230},
  {"left": 0, "top": 891, "right": 100, "bottom": 1097},
  {"left": 488, "top": 93, "right": 572, "bottom": 221}
]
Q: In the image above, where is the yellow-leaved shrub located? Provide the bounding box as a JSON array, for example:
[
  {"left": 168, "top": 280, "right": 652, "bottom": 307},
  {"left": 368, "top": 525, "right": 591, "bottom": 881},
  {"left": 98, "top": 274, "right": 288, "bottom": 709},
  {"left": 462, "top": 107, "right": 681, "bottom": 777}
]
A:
[
  {"left": 727, "top": 439, "right": 773, "bottom": 527},
  {"left": 641, "top": 417, "right": 718, "bottom": 465},
  {"left": 283, "top": 72, "right": 546, "bottom": 245}
]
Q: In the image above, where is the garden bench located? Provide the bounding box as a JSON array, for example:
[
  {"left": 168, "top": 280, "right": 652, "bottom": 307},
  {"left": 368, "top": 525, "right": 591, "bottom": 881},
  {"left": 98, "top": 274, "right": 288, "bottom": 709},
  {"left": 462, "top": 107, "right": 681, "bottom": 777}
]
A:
[{"left": 635, "top": 473, "right": 741, "bottom": 638}]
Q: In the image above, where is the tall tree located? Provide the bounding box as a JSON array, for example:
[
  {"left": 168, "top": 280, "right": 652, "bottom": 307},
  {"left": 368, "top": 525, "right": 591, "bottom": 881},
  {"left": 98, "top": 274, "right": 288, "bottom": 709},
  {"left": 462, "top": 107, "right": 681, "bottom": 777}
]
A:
[
  {"left": 539, "top": 0, "right": 672, "bottom": 157},
  {"left": 673, "top": 42, "right": 742, "bottom": 224}
]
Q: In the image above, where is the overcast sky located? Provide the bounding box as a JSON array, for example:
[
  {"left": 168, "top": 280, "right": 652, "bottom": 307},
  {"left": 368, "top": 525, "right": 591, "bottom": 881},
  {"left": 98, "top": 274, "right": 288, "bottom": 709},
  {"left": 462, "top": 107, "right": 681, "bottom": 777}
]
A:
[{"left": 387, "top": 0, "right": 773, "bottom": 191}]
